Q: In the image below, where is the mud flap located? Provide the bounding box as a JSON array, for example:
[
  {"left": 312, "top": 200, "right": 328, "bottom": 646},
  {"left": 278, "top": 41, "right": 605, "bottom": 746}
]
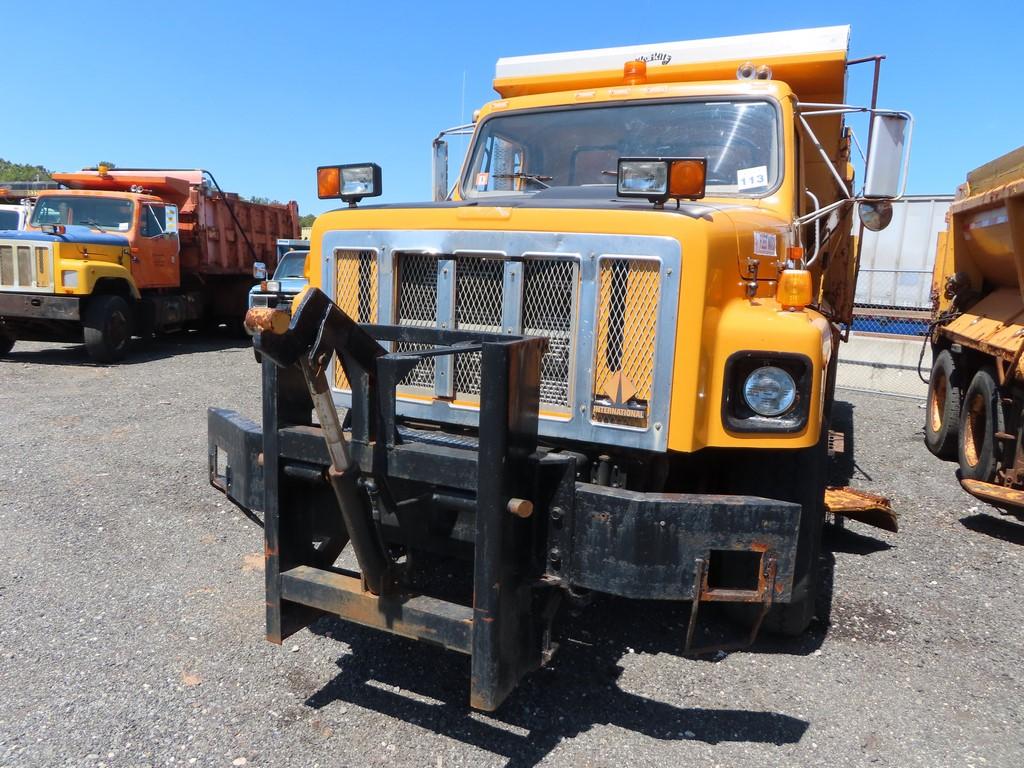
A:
[{"left": 825, "top": 486, "right": 897, "bottom": 532}]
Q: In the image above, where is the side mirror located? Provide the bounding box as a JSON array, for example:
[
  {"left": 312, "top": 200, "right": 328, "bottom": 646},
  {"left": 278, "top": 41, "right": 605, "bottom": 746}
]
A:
[
  {"left": 165, "top": 205, "right": 179, "bottom": 235},
  {"left": 432, "top": 137, "right": 449, "bottom": 202},
  {"left": 858, "top": 200, "right": 894, "bottom": 232},
  {"left": 253, "top": 261, "right": 268, "bottom": 279},
  {"left": 863, "top": 113, "right": 912, "bottom": 199}
]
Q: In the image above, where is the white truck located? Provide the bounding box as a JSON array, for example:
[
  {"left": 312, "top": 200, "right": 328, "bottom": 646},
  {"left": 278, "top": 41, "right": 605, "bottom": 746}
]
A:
[{"left": 0, "top": 202, "right": 31, "bottom": 230}]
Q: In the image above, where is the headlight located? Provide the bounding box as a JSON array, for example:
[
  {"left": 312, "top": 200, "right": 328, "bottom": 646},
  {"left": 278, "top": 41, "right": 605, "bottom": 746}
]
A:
[
  {"left": 617, "top": 157, "right": 707, "bottom": 203},
  {"left": 316, "top": 162, "right": 382, "bottom": 203},
  {"left": 618, "top": 160, "right": 669, "bottom": 197},
  {"left": 724, "top": 353, "right": 810, "bottom": 433},
  {"left": 61, "top": 270, "right": 78, "bottom": 288},
  {"left": 742, "top": 366, "right": 796, "bottom": 416},
  {"left": 266, "top": 280, "right": 281, "bottom": 293}
]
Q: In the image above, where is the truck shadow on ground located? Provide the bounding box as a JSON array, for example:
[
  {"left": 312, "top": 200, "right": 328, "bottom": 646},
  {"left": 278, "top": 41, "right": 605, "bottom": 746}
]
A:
[
  {"left": 292, "top": 397, "right": 894, "bottom": 766},
  {"left": 1, "top": 330, "right": 251, "bottom": 366},
  {"left": 960, "top": 512, "right": 1024, "bottom": 545},
  {"left": 305, "top": 601, "right": 811, "bottom": 768}
]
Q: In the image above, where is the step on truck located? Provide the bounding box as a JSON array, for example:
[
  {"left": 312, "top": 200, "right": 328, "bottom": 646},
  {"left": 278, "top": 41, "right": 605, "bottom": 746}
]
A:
[
  {"left": 0, "top": 168, "right": 299, "bottom": 362},
  {"left": 925, "top": 145, "right": 1024, "bottom": 515},
  {"left": 208, "top": 26, "right": 908, "bottom": 710}
]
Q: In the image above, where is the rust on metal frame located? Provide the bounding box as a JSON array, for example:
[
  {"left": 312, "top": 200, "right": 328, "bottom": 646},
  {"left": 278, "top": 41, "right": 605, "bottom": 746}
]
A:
[
  {"left": 960, "top": 478, "right": 1024, "bottom": 511},
  {"left": 825, "top": 486, "right": 898, "bottom": 532},
  {"left": 245, "top": 306, "right": 291, "bottom": 335},
  {"left": 684, "top": 553, "right": 778, "bottom": 656}
]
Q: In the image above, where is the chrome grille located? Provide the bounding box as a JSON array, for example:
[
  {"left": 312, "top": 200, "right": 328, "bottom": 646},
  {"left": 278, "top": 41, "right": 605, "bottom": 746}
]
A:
[
  {"left": 453, "top": 256, "right": 504, "bottom": 398},
  {"left": 0, "top": 240, "right": 53, "bottom": 292},
  {"left": 394, "top": 252, "right": 439, "bottom": 390},
  {"left": 326, "top": 231, "right": 679, "bottom": 451},
  {"left": 523, "top": 259, "right": 576, "bottom": 408}
]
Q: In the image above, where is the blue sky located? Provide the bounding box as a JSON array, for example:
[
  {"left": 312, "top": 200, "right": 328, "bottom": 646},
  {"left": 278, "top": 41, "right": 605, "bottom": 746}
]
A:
[{"left": 3, "top": 1, "right": 1021, "bottom": 215}]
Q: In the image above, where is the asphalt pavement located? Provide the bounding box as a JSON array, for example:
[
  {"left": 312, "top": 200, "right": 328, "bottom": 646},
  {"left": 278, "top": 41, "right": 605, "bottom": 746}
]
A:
[{"left": 1, "top": 336, "right": 1021, "bottom": 767}]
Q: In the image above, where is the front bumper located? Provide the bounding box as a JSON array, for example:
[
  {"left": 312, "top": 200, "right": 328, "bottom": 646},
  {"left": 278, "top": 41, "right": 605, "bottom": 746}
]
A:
[
  {"left": 208, "top": 407, "right": 802, "bottom": 603},
  {"left": 0, "top": 292, "right": 79, "bottom": 321}
]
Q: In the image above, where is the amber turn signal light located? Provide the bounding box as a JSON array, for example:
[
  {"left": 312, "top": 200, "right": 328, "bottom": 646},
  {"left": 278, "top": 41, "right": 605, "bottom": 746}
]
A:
[
  {"left": 317, "top": 166, "right": 341, "bottom": 199},
  {"left": 777, "top": 269, "right": 813, "bottom": 310},
  {"left": 668, "top": 159, "right": 706, "bottom": 200}
]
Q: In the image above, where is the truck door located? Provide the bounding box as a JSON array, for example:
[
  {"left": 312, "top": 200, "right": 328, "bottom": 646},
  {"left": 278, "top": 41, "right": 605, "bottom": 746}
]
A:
[{"left": 135, "top": 203, "right": 181, "bottom": 289}]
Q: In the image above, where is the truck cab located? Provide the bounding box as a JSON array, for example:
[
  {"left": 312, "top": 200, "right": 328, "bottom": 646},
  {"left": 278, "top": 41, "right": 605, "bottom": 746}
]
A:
[
  {"left": 27, "top": 187, "right": 181, "bottom": 290},
  {"left": 0, "top": 168, "right": 299, "bottom": 362},
  {"left": 209, "top": 26, "right": 910, "bottom": 710},
  {"left": 0, "top": 202, "right": 31, "bottom": 231}
]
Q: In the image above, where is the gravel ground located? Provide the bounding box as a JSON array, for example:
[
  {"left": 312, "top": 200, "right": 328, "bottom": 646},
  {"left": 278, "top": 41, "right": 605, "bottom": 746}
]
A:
[{"left": 1, "top": 337, "right": 1022, "bottom": 768}]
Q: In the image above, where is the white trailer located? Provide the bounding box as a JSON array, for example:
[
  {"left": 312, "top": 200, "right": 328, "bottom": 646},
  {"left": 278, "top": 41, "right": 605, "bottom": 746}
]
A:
[{"left": 855, "top": 195, "right": 953, "bottom": 310}]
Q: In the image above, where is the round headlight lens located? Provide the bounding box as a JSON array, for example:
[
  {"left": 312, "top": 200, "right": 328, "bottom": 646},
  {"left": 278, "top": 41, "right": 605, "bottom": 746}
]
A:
[{"left": 742, "top": 366, "right": 796, "bottom": 416}]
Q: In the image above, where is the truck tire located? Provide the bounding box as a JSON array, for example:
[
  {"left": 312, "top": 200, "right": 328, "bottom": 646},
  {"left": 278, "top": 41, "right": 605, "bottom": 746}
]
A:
[
  {"left": 0, "top": 328, "right": 14, "bottom": 356},
  {"left": 84, "top": 295, "right": 132, "bottom": 363},
  {"left": 725, "top": 429, "right": 828, "bottom": 637},
  {"left": 958, "top": 367, "right": 1001, "bottom": 482},
  {"left": 925, "top": 350, "right": 961, "bottom": 460}
]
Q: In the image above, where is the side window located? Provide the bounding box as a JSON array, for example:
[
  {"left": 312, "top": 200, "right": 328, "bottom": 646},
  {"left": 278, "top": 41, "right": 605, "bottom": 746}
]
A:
[
  {"left": 475, "top": 134, "right": 526, "bottom": 192},
  {"left": 142, "top": 205, "right": 166, "bottom": 237}
]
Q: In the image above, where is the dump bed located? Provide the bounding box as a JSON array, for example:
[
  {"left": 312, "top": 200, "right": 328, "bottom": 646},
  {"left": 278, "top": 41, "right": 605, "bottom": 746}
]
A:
[
  {"left": 932, "top": 145, "right": 1024, "bottom": 356},
  {"left": 53, "top": 169, "right": 300, "bottom": 276}
]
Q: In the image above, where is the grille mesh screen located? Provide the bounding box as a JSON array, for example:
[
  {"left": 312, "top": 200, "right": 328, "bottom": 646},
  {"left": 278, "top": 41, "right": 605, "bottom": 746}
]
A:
[
  {"left": 328, "top": 245, "right": 662, "bottom": 430},
  {"left": 394, "top": 252, "right": 439, "bottom": 391},
  {"left": 35, "top": 247, "right": 51, "bottom": 288},
  {"left": 593, "top": 258, "right": 660, "bottom": 426},
  {"left": 333, "top": 250, "right": 377, "bottom": 391},
  {"left": 0, "top": 246, "right": 12, "bottom": 287},
  {"left": 523, "top": 259, "right": 576, "bottom": 408},
  {"left": 453, "top": 256, "right": 504, "bottom": 398}
]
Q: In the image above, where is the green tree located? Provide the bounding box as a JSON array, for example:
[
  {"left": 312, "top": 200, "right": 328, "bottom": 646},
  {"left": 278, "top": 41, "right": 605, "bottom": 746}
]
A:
[
  {"left": 0, "top": 158, "right": 52, "bottom": 183},
  {"left": 299, "top": 213, "right": 316, "bottom": 228}
]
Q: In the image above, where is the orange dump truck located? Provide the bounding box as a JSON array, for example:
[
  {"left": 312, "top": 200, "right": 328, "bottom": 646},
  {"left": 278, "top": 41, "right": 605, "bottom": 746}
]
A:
[
  {"left": 0, "top": 168, "right": 299, "bottom": 361},
  {"left": 926, "top": 146, "right": 1024, "bottom": 516}
]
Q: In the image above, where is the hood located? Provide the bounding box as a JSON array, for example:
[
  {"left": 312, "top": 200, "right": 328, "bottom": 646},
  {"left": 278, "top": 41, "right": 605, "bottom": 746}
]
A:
[{"left": 1, "top": 225, "right": 129, "bottom": 248}]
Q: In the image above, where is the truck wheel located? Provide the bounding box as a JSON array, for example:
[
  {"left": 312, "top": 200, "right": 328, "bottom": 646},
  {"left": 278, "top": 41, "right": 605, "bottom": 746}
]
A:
[
  {"left": 725, "top": 430, "right": 828, "bottom": 637},
  {"left": 84, "top": 295, "right": 132, "bottom": 363},
  {"left": 925, "top": 350, "right": 961, "bottom": 460},
  {"left": 0, "top": 328, "right": 14, "bottom": 356},
  {"left": 958, "top": 367, "right": 1001, "bottom": 482}
]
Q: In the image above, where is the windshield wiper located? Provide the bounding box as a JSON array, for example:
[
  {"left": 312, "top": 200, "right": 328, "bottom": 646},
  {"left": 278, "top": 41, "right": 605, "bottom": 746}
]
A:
[
  {"left": 491, "top": 173, "right": 552, "bottom": 189},
  {"left": 78, "top": 219, "right": 109, "bottom": 231}
]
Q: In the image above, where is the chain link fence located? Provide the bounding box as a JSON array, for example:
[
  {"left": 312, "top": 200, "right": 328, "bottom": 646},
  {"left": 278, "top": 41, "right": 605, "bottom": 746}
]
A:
[{"left": 836, "top": 196, "right": 952, "bottom": 399}]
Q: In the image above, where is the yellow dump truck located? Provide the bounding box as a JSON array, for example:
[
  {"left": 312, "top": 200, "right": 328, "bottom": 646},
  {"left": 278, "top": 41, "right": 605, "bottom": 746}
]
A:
[
  {"left": 208, "top": 26, "right": 909, "bottom": 710},
  {"left": 926, "top": 145, "right": 1024, "bottom": 514}
]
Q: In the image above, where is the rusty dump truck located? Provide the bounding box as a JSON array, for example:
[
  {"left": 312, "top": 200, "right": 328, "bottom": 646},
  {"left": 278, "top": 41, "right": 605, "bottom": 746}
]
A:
[
  {"left": 0, "top": 168, "right": 299, "bottom": 362},
  {"left": 925, "top": 145, "right": 1024, "bottom": 516},
  {"left": 208, "top": 26, "right": 909, "bottom": 710}
]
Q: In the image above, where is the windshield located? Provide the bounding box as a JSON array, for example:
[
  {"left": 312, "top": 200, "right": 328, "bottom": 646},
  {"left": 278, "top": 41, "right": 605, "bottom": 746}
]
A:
[
  {"left": 0, "top": 210, "right": 19, "bottom": 230},
  {"left": 274, "top": 252, "right": 307, "bottom": 279},
  {"left": 30, "top": 195, "right": 135, "bottom": 231},
  {"left": 462, "top": 99, "right": 781, "bottom": 199}
]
